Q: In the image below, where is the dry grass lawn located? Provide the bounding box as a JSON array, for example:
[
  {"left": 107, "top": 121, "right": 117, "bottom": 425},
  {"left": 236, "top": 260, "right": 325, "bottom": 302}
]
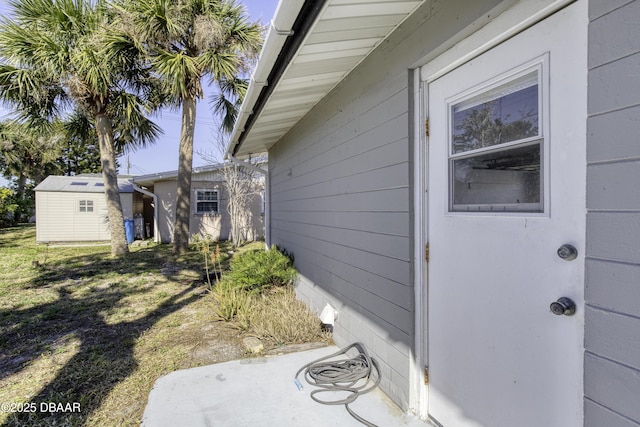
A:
[{"left": 0, "top": 224, "right": 311, "bottom": 426}]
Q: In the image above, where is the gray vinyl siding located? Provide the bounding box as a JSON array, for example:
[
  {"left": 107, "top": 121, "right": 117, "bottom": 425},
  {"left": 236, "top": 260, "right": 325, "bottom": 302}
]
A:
[
  {"left": 585, "top": 1, "right": 640, "bottom": 425},
  {"left": 268, "top": 0, "right": 504, "bottom": 409}
]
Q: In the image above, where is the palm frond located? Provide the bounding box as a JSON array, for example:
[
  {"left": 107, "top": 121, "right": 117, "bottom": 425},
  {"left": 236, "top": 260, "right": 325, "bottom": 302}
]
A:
[
  {"left": 63, "top": 110, "right": 96, "bottom": 141},
  {"left": 153, "top": 50, "right": 202, "bottom": 99},
  {"left": 0, "top": 116, "right": 63, "bottom": 173},
  {"left": 123, "top": 0, "right": 186, "bottom": 46},
  {"left": 0, "top": 65, "right": 65, "bottom": 119},
  {"left": 8, "top": 0, "right": 56, "bottom": 25},
  {"left": 198, "top": 51, "right": 240, "bottom": 81},
  {"left": 101, "top": 30, "right": 146, "bottom": 72},
  {"left": 224, "top": 8, "right": 263, "bottom": 54},
  {"left": 109, "top": 90, "right": 162, "bottom": 151},
  {"left": 72, "top": 47, "right": 113, "bottom": 102},
  {"left": 209, "top": 91, "right": 238, "bottom": 134},
  {"left": 217, "top": 76, "right": 247, "bottom": 99},
  {"left": 0, "top": 21, "right": 57, "bottom": 68}
]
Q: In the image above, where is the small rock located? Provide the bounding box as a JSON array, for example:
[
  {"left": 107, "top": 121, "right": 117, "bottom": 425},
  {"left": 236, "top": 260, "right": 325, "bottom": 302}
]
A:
[{"left": 243, "top": 337, "right": 263, "bottom": 354}]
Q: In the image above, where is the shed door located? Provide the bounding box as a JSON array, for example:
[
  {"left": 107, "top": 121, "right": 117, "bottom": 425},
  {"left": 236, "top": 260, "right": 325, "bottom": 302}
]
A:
[{"left": 426, "top": 4, "right": 586, "bottom": 426}]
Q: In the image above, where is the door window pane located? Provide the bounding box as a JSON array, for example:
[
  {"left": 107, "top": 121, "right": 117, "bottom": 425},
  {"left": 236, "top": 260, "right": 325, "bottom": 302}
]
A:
[
  {"left": 451, "top": 143, "right": 541, "bottom": 212},
  {"left": 448, "top": 67, "right": 544, "bottom": 213},
  {"left": 452, "top": 72, "right": 539, "bottom": 154}
]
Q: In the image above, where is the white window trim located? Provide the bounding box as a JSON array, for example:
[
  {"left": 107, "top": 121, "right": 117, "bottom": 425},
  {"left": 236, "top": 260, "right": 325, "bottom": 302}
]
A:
[
  {"left": 446, "top": 58, "right": 548, "bottom": 214},
  {"left": 195, "top": 189, "right": 220, "bottom": 215}
]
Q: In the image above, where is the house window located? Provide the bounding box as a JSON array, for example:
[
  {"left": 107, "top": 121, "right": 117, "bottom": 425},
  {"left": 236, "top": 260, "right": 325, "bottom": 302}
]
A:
[
  {"left": 195, "top": 189, "right": 219, "bottom": 214},
  {"left": 449, "top": 67, "right": 544, "bottom": 213},
  {"left": 79, "top": 200, "right": 94, "bottom": 213}
]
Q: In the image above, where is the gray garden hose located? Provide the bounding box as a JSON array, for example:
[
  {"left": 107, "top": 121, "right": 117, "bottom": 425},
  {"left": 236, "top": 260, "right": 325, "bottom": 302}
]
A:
[{"left": 294, "top": 342, "right": 382, "bottom": 427}]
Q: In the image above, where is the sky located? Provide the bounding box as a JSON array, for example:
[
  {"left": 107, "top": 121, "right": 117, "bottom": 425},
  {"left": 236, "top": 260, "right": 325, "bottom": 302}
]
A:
[{"left": 0, "top": 0, "right": 280, "bottom": 182}]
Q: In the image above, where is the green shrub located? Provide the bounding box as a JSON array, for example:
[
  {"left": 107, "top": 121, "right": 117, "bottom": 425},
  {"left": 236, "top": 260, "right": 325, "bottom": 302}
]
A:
[
  {"left": 225, "top": 246, "right": 297, "bottom": 294},
  {"left": 0, "top": 188, "right": 18, "bottom": 228}
]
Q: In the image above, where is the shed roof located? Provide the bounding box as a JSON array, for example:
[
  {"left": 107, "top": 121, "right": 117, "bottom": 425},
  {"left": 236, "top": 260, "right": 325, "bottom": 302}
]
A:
[
  {"left": 132, "top": 163, "right": 226, "bottom": 187},
  {"left": 34, "top": 175, "right": 135, "bottom": 193},
  {"left": 227, "top": 0, "right": 425, "bottom": 158}
]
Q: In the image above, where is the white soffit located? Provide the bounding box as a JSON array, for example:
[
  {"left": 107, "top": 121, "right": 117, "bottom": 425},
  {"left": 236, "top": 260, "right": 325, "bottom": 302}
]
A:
[{"left": 230, "top": 0, "right": 424, "bottom": 157}]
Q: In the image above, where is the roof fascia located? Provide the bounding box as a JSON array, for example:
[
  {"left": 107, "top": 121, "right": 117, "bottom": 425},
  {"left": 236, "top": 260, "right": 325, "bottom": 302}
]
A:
[{"left": 227, "top": 0, "right": 328, "bottom": 158}]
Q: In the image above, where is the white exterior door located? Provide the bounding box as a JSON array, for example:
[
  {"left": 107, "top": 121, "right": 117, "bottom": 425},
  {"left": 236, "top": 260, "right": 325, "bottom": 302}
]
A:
[{"left": 426, "top": 3, "right": 586, "bottom": 427}]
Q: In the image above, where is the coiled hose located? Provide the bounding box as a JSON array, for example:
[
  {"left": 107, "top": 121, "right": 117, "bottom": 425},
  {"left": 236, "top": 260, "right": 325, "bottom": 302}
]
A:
[{"left": 294, "top": 342, "right": 381, "bottom": 427}]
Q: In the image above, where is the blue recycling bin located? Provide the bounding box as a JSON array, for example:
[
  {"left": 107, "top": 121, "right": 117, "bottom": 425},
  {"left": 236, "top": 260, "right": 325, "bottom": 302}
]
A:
[{"left": 124, "top": 219, "right": 135, "bottom": 244}]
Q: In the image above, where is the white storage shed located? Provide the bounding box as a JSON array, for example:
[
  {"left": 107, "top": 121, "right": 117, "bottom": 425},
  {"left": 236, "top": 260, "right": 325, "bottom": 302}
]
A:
[{"left": 34, "top": 175, "right": 135, "bottom": 243}]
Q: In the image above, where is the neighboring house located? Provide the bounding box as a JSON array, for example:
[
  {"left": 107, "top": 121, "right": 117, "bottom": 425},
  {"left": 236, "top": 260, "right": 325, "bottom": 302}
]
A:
[
  {"left": 132, "top": 164, "right": 264, "bottom": 244},
  {"left": 34, "top": 175, "right": 139, "bottom": 242},
  {"left": 35, "top": 165, "right": 264, "bottom": 244},
  {"left": 227, "top": 1, "right": 639, "bottom": 426}
]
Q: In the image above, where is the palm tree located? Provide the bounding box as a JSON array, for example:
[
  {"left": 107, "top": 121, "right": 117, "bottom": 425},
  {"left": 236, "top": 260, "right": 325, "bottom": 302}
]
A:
[
  {"left": 0, "top": 119, "right": 62, "bottom": 222},
  {"left": 0, "top": 0, "right": 161, "bottom": 256},
  {"left": 0, "top": 119, "right": 61, "bottom": 193},
  {"left": 118, "top": 0, "right": 262, "bottom": 254}
]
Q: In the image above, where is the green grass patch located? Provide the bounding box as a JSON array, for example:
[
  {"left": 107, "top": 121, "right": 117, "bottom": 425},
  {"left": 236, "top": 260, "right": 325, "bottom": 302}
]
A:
[{"left": 0, "top": 224, "right": 267, "bottom": 426}]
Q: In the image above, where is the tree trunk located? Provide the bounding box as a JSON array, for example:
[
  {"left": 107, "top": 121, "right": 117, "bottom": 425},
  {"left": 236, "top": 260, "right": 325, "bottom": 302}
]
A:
[
  {"left": 15, "top": 171, "right": 27, "bottom": 200},
  {"left": 95, "top": 113, "right": 129, "bottom": 256},
  {"left": 13, "top": 170, "right": 27, "bottom": 223},
  {"left": 173, "top": 97, "right": 197, "bottom": 254}
]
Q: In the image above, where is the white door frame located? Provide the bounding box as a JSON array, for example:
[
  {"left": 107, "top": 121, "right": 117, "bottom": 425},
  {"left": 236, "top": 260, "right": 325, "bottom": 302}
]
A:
[{"left": 410, "top": 0, "right": 581, "bottom": 418}]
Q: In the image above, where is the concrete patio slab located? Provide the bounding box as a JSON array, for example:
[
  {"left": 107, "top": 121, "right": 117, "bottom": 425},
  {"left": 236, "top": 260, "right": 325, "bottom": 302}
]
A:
[{"left": 142, "top": 345, "right": 429, "bottom": 427}]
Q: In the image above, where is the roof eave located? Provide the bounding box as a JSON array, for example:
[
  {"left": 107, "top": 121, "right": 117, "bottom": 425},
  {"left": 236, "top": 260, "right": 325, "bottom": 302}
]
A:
[
  {"left": 132, "top": 163, "right": 226, "bottom": 186},
  {"left": 227, "top": 0, "right": 426, "bottom": 158},
  {"left": 228, "top": 0, "right": 327, "bottom": 159}
]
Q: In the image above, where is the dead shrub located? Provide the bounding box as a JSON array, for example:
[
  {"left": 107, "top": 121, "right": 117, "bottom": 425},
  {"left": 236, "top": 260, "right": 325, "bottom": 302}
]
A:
[
  {"left": 211, "top": 246, "right": 330, "bottom": 347},
  {"left": 238, "top": 287, "right": 331, "bottom": 346},
  {"left": 212, "top": 278, "right": 252, "bottom": 324}
]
